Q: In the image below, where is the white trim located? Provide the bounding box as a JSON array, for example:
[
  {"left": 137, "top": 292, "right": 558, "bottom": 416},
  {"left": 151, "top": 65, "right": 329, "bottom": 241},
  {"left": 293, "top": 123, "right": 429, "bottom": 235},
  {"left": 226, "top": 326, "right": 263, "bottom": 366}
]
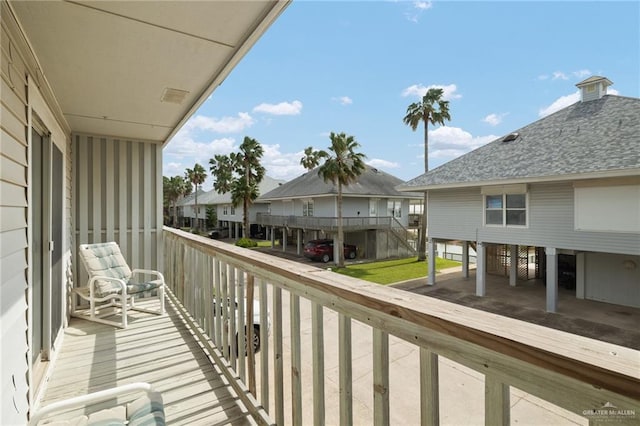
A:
[{"left": 398, "top": 168, "right": 640, "bottom": 192}]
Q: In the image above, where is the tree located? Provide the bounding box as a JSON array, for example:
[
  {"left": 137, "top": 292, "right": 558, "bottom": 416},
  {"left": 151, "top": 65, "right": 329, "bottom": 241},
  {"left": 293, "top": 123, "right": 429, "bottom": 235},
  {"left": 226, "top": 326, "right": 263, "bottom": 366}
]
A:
[
  {"left": 303, "top": 132, "right": 366, "bottom": 267},
  {"left": 185, "top": 163, "right": 207, "bottom": 232},
  {"left": 300, "top": 146, "right": 323, "bottom": 170},
  {"left": 403, "top": 88, "right": 451, "bottom": 261},
  {"left": 164, "top": 175, "right": 190, "bottom": 227},
  {"left": 209, "top": 136, "right": 265, "bottom": 238}
]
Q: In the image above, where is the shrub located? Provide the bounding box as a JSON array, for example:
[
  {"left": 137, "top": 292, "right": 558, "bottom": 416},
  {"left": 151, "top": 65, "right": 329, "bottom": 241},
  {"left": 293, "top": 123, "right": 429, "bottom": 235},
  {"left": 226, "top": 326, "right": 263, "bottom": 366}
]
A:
[{"left": 235, "top": 238, "right": 257, "bottom": 248}]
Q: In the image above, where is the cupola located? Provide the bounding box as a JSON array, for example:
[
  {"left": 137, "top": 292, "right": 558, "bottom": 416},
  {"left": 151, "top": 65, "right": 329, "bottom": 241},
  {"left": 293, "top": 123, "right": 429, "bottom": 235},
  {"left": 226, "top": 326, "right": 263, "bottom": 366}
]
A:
[{"left": 575, "top": 76, "right": 613, "bottom": 102}]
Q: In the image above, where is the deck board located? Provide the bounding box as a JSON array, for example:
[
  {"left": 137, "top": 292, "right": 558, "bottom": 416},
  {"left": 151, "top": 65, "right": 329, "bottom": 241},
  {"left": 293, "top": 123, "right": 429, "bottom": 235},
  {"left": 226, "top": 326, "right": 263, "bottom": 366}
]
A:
[{"left": 38, "top": 299, "right": 257, "bottom": 425}]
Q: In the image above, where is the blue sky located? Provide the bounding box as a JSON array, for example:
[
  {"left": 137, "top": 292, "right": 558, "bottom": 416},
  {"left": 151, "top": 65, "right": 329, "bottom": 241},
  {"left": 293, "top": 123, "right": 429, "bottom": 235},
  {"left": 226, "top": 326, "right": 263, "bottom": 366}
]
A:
[{"left": 163, "top": 1, "right": 640, "bottom": 190}]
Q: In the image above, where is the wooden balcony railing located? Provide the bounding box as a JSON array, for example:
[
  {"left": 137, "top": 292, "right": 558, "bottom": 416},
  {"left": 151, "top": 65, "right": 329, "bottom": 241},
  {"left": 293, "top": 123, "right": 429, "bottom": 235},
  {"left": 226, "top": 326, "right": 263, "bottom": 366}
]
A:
[{"left": 163, "top": 227, "right": 639, "bottom": 425}]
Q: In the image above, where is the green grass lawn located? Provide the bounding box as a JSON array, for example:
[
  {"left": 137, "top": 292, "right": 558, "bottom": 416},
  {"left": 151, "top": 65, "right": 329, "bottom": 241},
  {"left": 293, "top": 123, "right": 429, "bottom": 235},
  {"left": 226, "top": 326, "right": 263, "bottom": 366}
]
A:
[{"left": 335, "top": 257, "right": 461, "bottom": 285}]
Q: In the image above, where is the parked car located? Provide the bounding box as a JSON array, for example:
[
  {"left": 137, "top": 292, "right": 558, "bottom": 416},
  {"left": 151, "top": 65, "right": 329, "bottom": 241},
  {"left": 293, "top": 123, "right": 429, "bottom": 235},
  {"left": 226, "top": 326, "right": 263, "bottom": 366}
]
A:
[
  {"left": 213, "top": 297, "right": 269, "bottom": 353},
  {"left": 208, "top": 227, "right": 229, "bottom": 239},
  {"left": 303, "top": 239, "right": 357, "bottom": 263}
]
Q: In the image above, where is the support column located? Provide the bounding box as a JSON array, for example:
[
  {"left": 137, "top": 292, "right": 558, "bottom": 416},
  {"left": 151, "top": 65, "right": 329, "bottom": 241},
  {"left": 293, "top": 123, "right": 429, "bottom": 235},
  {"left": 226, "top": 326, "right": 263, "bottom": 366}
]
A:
[
  {"left": 270, "top": 226, "right": 275, "bottom": 248},
  {"left": 282, "top": 229, "right": 288, "bottom": 252},
  {"left": 296, "top": 229, "right": 303, "bottom": 255},
  {"left": 576, "top": 252, "right": 585, "bottom": 299},
  {"left": 509, "top": 245, "right": 518, "bottom": 287},
  {"left": 427, "top": 238, "right": 436, "bottom": 286},
  {"left": 462, "top": 241, "right": 469, "bottom": 278},
  {"left": 476, "top": 242, "right": 486, "bottom": 296},
  {"left": 546, "top": 247, "right": 558, "bottom": 312}
]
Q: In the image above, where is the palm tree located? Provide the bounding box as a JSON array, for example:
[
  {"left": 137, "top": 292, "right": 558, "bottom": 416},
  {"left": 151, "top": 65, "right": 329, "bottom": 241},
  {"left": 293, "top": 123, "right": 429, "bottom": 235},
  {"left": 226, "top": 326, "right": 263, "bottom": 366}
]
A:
[
  {"left": 304, "top": 132, "right": 366, "bottom": 267},
  {"left": 209, "top": 136, "right": 265, "bottom": 238},
  {"left": 165, "top": 175, "right": 190, "bottom": 227},
  {"left": 185, "top": 163, "right": 207, "bottom": 232},
  {"left": 300, "top": 146, "right": 323, "bottom": 170},
  {"left": 403, "top": 88, "right": 451, "bottom": 261}
]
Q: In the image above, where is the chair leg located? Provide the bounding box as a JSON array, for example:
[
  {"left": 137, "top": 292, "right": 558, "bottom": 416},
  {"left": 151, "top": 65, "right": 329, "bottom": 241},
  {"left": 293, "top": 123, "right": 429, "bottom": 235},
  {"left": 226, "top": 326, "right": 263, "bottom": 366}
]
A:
[
  {"left": 121, "top": 293, "right": 128, "bottom": 328},
  {"left": 159, "top": 287, "right": 165, "bottom": 314}
]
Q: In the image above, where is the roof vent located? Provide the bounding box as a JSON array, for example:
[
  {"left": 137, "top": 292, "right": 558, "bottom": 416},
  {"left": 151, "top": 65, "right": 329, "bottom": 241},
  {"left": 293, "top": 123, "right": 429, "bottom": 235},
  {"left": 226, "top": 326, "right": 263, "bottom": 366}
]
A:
[
  {"left": 161, "top": 88, "right": 190, "bottom": 104},
  {"left": 502, "top": 132, "right": 519, "bottom": 143}
]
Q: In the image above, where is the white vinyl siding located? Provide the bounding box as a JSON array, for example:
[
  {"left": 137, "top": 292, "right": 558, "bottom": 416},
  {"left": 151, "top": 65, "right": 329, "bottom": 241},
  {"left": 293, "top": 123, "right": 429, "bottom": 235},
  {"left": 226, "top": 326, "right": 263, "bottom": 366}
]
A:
[
  {"left": 73, "top": 134, "right": 163, "bottom": 288},
  {"left": 1, "top": 9, "right": 31, "bottom": 423},
  {"left": 429, "top": 183, "right": 640, "bottom": 255}
]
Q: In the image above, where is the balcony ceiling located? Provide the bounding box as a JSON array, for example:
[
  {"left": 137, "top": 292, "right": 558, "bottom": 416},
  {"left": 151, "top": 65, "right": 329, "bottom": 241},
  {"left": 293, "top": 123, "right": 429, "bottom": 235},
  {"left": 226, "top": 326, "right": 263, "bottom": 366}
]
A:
[{"left": 11, "top": 0, "right": 289, "bottom": 144}]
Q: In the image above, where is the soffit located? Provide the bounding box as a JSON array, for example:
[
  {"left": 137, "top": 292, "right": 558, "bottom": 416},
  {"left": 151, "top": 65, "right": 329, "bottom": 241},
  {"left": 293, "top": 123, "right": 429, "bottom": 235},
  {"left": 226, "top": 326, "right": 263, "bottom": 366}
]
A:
[{"left": 11, "top": 0, "right": 289, "bottom": 144}]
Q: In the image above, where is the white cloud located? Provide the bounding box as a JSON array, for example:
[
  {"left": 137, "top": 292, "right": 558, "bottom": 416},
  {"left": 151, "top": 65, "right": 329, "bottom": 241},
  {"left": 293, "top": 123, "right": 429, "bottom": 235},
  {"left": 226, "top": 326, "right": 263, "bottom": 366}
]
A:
[
  {"left": 428, "top": 126, "right": 497, "bottom": 160},
  {"left": 333, "top": 96, "right": 353, "bottom": 105},
  {"left": 573, "top": 69, "right": 591, "bottom": 78},
  {"left": 253, "top": 100, "right": 303, "bottom": 115},
  {"left": 483, "top": 113, "right": 507, "bottom": 126},
  {"left": 367, "top": 158, "right": 400, "bottom": 169},
  {"left": 537, "top": 74, "right": 549, "bottom": 80},
  {"left": 538, "top": 91, "right": 580, "bottom": 117},
  {"left": 185, "top": 112, "right": 254, "bottom": 133},
  {"left": 401, "top": 83, "right": 462, "bottom": 101},
  {"left": 414, "top": 1, "right": 432, "bottom": 10},
  {"left": 552, "top": 71, "right": 569, "bottom": 80}
]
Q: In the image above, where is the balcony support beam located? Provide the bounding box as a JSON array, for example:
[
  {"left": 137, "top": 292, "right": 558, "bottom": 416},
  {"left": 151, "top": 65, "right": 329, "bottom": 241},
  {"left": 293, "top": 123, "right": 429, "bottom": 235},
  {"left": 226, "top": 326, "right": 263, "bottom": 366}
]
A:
[{"left": 290, "top": 293, "right": 302, "bottom": 425}]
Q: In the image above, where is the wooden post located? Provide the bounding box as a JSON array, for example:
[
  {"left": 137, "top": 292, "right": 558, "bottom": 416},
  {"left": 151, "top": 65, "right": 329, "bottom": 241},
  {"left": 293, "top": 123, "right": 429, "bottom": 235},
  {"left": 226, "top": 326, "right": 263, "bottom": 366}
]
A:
[
  {"left": 428, "top": 238, "right": 436, "bottom": 286},
  {"left": 420, "top": 348, "right": 439, "bottom": 426},
  {"left": 273, "top": 286, "right": 284, "bottom": 425},
  {"left": 373, "top": 329, "right": 389, "bottom": 426},
  {"left": 339, "top": 314, "right": 353, "bottom": 425},
  {"left": 476, "top": 242, "right": 486, "bottom": 296},
  {"left": 485, "top": 375, "right": 510, "bottom": 426},
  {"left": 259, "top": 279, "right": 269, "bottom": 409},
  {"left": 510, "top": 245, "right": 518, "bottom": 287},
  {"left": 312, "top": 302, "right": 325, "bottom": 426},
  {"left": 290, "top": 293, "right": 302, "bottom": 425},
  {"left": 247, "top": 274, "right": 256, "bottom": 395}
]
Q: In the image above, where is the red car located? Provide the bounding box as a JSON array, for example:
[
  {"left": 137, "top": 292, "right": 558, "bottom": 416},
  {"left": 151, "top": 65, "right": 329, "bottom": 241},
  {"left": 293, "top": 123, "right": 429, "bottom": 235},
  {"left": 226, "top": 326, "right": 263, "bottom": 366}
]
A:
[{"left": 303, "top": 239, "right": 357, "bottom": 263}]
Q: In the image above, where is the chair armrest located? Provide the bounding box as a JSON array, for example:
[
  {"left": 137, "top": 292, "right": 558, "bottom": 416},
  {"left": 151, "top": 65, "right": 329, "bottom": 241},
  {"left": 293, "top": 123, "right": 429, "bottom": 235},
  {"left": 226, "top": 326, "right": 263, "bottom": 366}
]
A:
[
  {"left": 131, "top": 269, "right": 165, "bottom": 284},
  {"left": 29, "top": 382, "right": 154, "bottom": 425},
  {"left": 88, "top": 276, "right": 127, "bottom": 298}
]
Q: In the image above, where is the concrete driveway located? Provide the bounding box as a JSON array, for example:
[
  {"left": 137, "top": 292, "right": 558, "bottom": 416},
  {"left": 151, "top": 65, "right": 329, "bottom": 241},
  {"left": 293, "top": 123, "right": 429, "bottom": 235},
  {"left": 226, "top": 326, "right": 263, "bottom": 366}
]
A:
[{"left": 255, "top": 288, "right": 588, "bottom": 426}]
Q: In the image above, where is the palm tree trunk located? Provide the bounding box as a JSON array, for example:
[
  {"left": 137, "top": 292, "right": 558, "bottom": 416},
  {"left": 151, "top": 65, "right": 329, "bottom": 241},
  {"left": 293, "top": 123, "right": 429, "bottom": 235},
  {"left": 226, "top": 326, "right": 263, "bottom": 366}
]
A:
[
  {"left": 194, "top": 189, "right": 199, "bottom": 232},
  {"left": 418, "top": 120, "right": 429, "bottom": 261},
  {"left": 337, "top": 182, "right": 345, "bottom": 267}
]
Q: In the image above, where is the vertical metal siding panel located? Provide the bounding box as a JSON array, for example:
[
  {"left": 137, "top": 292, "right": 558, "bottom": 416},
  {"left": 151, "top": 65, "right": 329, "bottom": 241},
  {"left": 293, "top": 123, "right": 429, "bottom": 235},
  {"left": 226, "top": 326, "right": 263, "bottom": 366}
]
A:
[
  {"left": 105, "top": 139, "right": 114, "bottom": 242},
  {"left": 91, "top": 137, "right": 101, "bottom": 243},
  {"left": 143, "top": 142, "right": 151, "bottom": 269},
  {"left": 130, "top": 142, "right": 139, "bottom": 268},
  {"left": 119, "top": 139, "right": 128, "bottom": 261},
  {"left": 77, "top": 136, "right": 89, "bottom": 270}
]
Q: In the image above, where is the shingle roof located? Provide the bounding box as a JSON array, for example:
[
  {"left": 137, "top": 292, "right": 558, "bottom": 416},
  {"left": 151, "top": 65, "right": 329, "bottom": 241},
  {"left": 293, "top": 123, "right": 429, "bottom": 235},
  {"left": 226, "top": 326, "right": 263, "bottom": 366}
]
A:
[
  {"left": 259, "top": 165, "right": 422, "bottom": 200},
  {"left": 399, "top": 95, "right": 640, "bottom": 190},
  {"left": 181, "top": 175, "right": 285, "bottom": 206}
]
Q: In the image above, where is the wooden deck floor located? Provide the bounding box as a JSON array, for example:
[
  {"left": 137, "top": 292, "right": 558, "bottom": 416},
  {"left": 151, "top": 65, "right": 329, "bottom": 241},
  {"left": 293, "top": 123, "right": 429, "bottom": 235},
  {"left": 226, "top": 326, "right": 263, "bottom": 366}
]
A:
[{"left": 38, "top": 299, "right": 257, "bottom": 425}]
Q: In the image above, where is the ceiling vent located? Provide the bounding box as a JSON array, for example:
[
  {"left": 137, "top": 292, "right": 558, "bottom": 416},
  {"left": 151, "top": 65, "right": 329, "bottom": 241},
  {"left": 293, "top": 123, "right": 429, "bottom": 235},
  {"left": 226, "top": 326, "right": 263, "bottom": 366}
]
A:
[
  {"left": 502, "top": 132, "right": 519, "bottom": 143},
  {"left": 161, "top": 88, "right": 190, "bottom": 105}
]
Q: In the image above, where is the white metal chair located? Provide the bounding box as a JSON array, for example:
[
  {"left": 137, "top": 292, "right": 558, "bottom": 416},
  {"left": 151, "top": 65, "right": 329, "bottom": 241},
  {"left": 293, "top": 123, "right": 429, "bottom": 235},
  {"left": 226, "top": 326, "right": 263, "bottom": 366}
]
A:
[
  {"left": 29, "top": 382, "right": 165, "bottom": 425},
  {"left": 73, "top": 242, "right": 165, "bottom": 328}
]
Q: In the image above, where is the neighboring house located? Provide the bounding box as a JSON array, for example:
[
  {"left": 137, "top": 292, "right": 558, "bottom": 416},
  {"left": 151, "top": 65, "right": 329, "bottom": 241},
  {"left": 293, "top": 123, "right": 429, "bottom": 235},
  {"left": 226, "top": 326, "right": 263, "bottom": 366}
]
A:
[
  {"left": 398, "top": 76, "right": 640, "bottom": 312},
  {"left": 0, "top": 1, "right": 289, "bottom": 424},
  {"left": 181, "top": 175, "right": 285, "bottom": 237},
  {"left": 257, "top": 165, "right": 423, "bottom": 261},
  {"left": 176, "top": 189, "right": 205, "bottom": 229}
]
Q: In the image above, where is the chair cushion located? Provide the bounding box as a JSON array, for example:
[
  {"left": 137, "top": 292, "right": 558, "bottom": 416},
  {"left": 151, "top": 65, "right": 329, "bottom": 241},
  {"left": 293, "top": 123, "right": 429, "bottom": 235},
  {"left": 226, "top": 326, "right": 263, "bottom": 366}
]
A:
[
  {"left": 127, "top": 391, "right": 165, "bottom": 425},
  {"left": 86, "top": 405, "right": 126, "bottom": 425},
  {"left": 80, "top": 242, "right": 132, "bottom": 283}
]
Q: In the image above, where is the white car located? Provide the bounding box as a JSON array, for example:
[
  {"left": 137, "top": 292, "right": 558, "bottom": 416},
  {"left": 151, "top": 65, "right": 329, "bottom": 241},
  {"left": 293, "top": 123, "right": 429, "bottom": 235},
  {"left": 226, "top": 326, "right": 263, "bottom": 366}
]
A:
[{"left": 213, "top": 298, "right": 269, "bottom": 353}]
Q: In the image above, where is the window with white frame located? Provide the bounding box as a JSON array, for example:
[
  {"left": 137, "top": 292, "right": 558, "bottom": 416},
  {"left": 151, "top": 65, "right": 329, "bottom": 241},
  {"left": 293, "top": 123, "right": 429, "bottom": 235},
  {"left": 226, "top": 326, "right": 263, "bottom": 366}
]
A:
[
  {"left": 369, "top": 199, "right": 378, "bottom": 216},
  {"left": 302, "top": 199, "right": 314, "bottom": 217},
  {"left": 387, "top": 200, "right": 401, "bottom": 218},
  {"left": 230, "top": 205, "right": 235, "bottom": 215},
  {"left": 484, "top": 193, "right": 527, "bottom": 226}
]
